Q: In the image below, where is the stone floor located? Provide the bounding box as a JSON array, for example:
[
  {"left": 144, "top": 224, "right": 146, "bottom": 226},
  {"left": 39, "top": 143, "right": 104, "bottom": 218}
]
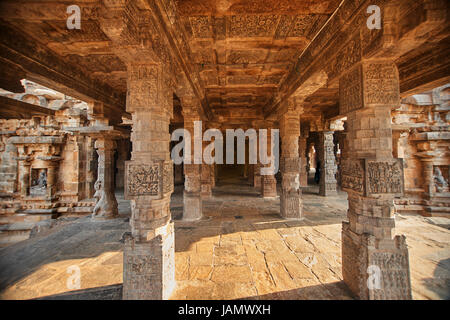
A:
[{"left": 0, "top": 173, "right": 449, "bottom": 300}]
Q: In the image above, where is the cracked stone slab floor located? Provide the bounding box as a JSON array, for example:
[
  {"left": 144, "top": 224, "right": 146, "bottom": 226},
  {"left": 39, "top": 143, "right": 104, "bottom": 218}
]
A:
[{"left": 0, "top": 176, "right": 449, "bottom": 300}]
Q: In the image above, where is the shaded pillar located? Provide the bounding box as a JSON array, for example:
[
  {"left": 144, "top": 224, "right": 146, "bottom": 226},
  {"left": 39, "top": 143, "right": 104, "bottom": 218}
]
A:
[
  {"left": 122, "top": 63, "right": 175, "bottom": 300},
  {"left": 174, "top": 164, "right": 183, "bottom": 185},
  {"left": 260, "top": 122, "right": 277, "bottom": 198},
  {"left": 92, "top": 137, "right": 118, "bottom": 219},
  {"left": 318, "top": 131, "right": 337, "bottom": 196},
  {"left": 253, "top": 163, "right": 262, "bottom": 188},
  {"left": 298, "top": 135, "right": 308, "bottom": 187},
  {"left": 182, "top": 98, "right": 202, "bottom": 220},
  {"left": 201, "top": 164, "right": 212, "bottom": 198},
  {"left": 46, "top": 161, "right": 60, "bottom": 199},
  {"left": 339, "top": 60, "right": 411, "bottom": 299},
  {"left": 116, "top": 138, "right": 130, "bottom": 190},
  {"left": 248, "top": 163, "right": 254, "bottom": 185},
  {"left": 17, "top": 156, "right": 30, "bottom": 197},
  {"left": 279, "top": 104, "right": 302, "bottom": 219}
]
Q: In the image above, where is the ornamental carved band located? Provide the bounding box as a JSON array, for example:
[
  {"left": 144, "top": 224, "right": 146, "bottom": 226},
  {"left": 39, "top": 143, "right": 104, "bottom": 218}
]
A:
[
  {"left": 341, "top": 159, "right": 404, "bottom": 197},
  {"left": 125, "top": 160, "right": 174, "bottom": 199},
  {"left": 280, "top": 157, "right": 301, "bottom": 173},
  {"left": 339, "top": 61, "right": 400, "bottom": 115}
]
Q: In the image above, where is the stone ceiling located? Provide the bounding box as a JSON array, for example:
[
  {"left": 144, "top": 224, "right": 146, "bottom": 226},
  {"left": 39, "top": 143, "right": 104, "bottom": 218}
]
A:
[
  {"left": 0, "top": 0, "right": 343, "bottom": 121},
  {"left": 176, "top": 0, "right": 341, "bottom": 114}
]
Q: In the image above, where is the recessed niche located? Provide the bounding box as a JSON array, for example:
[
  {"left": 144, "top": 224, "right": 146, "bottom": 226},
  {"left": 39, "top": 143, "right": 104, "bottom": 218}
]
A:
[{"left": 30, "top": 168, "right": 47, "bottom": 196}]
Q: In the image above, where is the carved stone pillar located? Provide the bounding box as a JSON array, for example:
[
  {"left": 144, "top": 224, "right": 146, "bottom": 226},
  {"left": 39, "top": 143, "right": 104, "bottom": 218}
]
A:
[
  {"left": 339, "top": 60, "right": 411, "bottom": 300},
  {"left": 182, "top": 98, "right": 202, "bottom": 220},
  {"left": 253, "top": 163, "right": 262, "bottom": 188},
  {"left": 318, "top": 131, "right": 337, "bottom": 196},
  {"left": 122, "top": 63, "right": 175, "bottom": 300},
  {"left": 174, "top": 164, "right": 184, "bottom": 185},
  {"left": 116, "top": 139, "right": 130, "bottom": 189},
  {"left": 17, "top": 157, "right": 31, "bottom": 197},
  {"left": 259, "top": 121, "right": 277, "bottom": 198},
  {"left": 92, "top": 137, "right": 118, "bottom": 219},
  {"left": 200, "top": 123, "right": 213, "bottom": 198},
  {"left": 248, "top": 163, "right": 254, "bottom": 185},
  {"left": 46, "top": 163, "right": 59, "bottom": 199},
  {"left": 336, "top": 125, "right": 348, "bottom": 187},
  {"left": 210, "top": 164, "right": 216, "bottom": 188},
  {"left": 201, "top": 164, "right": 212, "bottom": 198},
  {"left": 261, "top": 174, "right": 277, "bottom": 197},
  {"left": 298, "top": 136, "right": 308, "bottom": 187},
  {"left": 279, "top": 105, "right": 302, "bottom": 219}
]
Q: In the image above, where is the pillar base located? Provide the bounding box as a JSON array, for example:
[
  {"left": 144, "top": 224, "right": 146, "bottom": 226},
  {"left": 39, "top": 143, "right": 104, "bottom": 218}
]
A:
[
  {"left": 262, "top": 175, "right": 277, "bottom": 198},
  {"left": 254, "top": 175, "right": 261, "bottom": 188},
  {"left": 123, "top": 221, "right": 175, "bottom": 300},
  {"left": 201, "top": 184, "right": 212, "bottom": 199},
  {"left": 342, "top": 222, "right": 412, "bottom": 300},
  {"left": 183, "top": 191, "right": 202, "bottom": 221},
  {"left": 319, "top": 184, "right": 338, "bottom": 197},
  {"left": 92, "top": 191, "right": 119, "bottom": 219},
  {"left": 280, "top": 191, "right": 303, "bottom": 219}
]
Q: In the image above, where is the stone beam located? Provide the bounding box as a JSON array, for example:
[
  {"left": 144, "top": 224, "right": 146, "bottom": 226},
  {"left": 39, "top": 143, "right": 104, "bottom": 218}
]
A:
[
  {"left": 0, "top": 96, "right": 55, "bottom": 119},
  {"left": 398, "top": 38, "right": 450, "bottom": 97},
  {"left": 0, "top": 58, "right": 26, "bottom": 93},
  {"left": 0, "top": 22, "right": 127, "bottom": 122},
  {"left": 145, "top": 0, "right": 213, "bottom": 120}
]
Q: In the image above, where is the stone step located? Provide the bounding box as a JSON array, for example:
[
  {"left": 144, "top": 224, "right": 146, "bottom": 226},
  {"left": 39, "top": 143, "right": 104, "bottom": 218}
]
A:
[
  {"left": 0, "top": 213, "right": 51, "bottom": 224},
  {"left": 0, "top": 221, "right": 36, "bottom": 231},
  {"left": 424, "top": 206, "right": 450, "bottom": 218},
  {"left": 0, "top": 229, "right": 31, "bottom": 247}
]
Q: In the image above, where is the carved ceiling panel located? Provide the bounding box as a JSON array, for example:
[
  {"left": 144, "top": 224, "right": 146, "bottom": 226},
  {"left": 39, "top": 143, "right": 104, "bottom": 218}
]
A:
[{"left": 178, "top": 0, "right": 340, "bottom": 119}]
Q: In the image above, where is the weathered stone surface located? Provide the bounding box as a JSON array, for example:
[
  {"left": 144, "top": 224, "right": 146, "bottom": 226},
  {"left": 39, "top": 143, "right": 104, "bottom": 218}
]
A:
[{"left": 0, "top": 0, "right": 448, "bottom": 302}]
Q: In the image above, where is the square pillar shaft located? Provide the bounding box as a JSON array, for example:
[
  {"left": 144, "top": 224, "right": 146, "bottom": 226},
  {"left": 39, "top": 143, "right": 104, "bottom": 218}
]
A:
[
  {"left": 182, "top": 99, "right": 202, "bottom": 221},
  {"left": 123, "top": 63, "right": 175, "bottom": 300},
  {"left": 339, "top": 60, "right": 411, "bottom": 300},
  {"left": 318, "top": 131, "right": 338, "bottom": 196},
  {"left": 93, "top": 137, "right": 118, "bottom": 219},
  {"left": 279, "top": 107, "right": 302, "bottom": 219}
]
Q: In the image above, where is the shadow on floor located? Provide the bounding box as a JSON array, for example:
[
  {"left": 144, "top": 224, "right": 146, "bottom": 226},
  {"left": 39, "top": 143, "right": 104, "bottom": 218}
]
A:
[
  {"left": 35, "top": 281, "right": 355, "bottom": 300},
  {"left": 241, "top": 281, "right": 355, "bottom": 300},
  {"left": 36, "top": 284, "right": 123, "bottom": 300},
  {"left": 422, "top": 258, "right": 450, "bottom": 299}
]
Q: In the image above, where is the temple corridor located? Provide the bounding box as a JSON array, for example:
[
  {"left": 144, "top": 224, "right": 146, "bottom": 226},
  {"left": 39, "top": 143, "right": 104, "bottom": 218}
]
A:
[
  {"left": 1, "top": 176, "right": 448, "bottom": 300},
  {"left": 0, "top": 0, "right": 449, "bottom": 301}
]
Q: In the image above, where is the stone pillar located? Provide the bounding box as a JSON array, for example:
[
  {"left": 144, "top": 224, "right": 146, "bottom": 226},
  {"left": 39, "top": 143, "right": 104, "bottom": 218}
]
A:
[
  {"left": 182, "top": 98, "right": 202, "bottom": 220},
  {"left": 253, "top": 163, "right": 262, "bottom": 188},
  {"left": 17, "top": 157, "right": 30, "bottom": 197},
  {"left": 210, "top": 164, "right": 216, "bottom": 188},
  {"left": 339, "top": 60, "right": 411, "bottom": 299},
  {"left": 201, "top": 164, "right": 212, "bottom": 198},
  {"left": 318, "top": 131, "right": 337, "bottom": 196},
  {"left": 92, "top": 137, "right": 118, "bottom": 219},
  {"left": 200, "top": 123, "right": 214, "bottom": 198},
  {"left": 423, "top": 161, "right": 435, "bottom": 196},
  {"left": 260, "top": 122, "right": 277, "bottom": 198},
  {"left": 248, "top": 163, "right": 254, "bottom": 185},
  {"left": 122, "top": 63, "right": 175, "bottom": 300},
  {"left": 174, "top": 164, "right": 183, "bottom": 185},
  {"left": 279, "top": 104, "right": 302, "bottom": 219},
  {"left": 298, "top": 135, "right": 308, "bottom": 187},
  {"left": 46, "top": 163, "right": 59, "bottom": 199},
  {"left": 116, "top": 139, "right": 130, "bottom": 190}
]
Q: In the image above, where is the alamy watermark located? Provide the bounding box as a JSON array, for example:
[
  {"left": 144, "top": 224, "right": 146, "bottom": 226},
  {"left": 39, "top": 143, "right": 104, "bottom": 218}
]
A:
[
  {"left": 367, "top": 5, "right": 381, "bottom": 30},
  {"left": 171, "top": 121, "right": 279, "bottom": 175},
  {"left": 66, "top": 265, "right": 81, "bottom": 290},
  {"left": 67, "top": 5, "right": 81, "bottom": 30}
]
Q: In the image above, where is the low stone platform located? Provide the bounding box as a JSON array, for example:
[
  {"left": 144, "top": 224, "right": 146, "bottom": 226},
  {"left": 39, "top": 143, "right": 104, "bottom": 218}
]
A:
[{"left": 0, "top": 178, "right": 449, "bottom": 300}]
